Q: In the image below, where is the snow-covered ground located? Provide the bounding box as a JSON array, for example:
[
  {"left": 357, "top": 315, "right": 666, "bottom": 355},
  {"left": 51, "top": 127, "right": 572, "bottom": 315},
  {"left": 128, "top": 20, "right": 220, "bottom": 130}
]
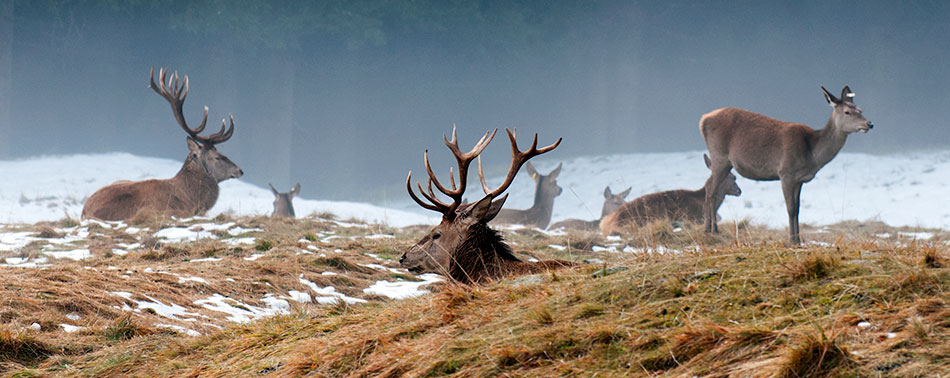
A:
[
  {"left": 3, "top": 150, "right": 950, "bottom": 230},
  {"left": 478, "top": 150, "right": 950, "bottom": 230},
  {"left": 0, "top": 153, "right": 436, "bottom": 227}
]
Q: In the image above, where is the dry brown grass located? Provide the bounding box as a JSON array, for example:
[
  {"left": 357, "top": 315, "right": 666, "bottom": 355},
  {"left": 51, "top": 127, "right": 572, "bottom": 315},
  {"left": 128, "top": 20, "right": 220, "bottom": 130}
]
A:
[{"left": 2, "top": 217, "right": 950, "bottom": 377}]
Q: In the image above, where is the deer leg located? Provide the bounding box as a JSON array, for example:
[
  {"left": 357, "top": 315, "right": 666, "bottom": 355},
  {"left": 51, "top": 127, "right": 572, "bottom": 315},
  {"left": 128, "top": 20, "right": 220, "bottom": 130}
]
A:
[
  {"left": 781, "top": 179, "right": 803, "bottom": 245},
  {"left": 704, "top": 164, "right": 731, "bottom": 234}
]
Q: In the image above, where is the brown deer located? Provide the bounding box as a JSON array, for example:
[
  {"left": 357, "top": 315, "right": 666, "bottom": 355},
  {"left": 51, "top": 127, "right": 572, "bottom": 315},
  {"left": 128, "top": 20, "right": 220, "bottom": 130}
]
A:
[
  {"left": 82, "top": 68, "right": 243, "bottom": 221},
  {"left": 548, "top": 186, "right": 631, "bottom": 231},
  {"left": 269, "top": 183, "right": 300, "bottom": 218},
  {"left": 482, "top": 162, "right": 562, "bottom": 229},
  {"left": 399, "top": 126, "right": 572, "bottom": 284},
  {"left": 599, "top": 155, "right": 741, "bottom": 234},
  {"left": 701, "top": 86, "right": 873, "bottom": 245}
]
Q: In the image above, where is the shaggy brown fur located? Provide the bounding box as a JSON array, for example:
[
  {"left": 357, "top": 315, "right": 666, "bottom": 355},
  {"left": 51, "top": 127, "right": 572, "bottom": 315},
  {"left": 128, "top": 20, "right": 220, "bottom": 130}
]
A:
[
  {"left": 82, "top": 154, "right": 219, "bottom": 221},
  {"left": 447, "top": 222, "right": 573, "bottom": 284}
]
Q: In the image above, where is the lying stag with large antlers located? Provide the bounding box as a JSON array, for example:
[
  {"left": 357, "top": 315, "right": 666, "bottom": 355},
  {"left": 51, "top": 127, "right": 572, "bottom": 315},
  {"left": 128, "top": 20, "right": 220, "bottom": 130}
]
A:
[
  {"left": 82, "top": 68, "right": 243, "bottom": 221},
  {"left": 400, "top": 126, "right": 572, "bottom": 284}
]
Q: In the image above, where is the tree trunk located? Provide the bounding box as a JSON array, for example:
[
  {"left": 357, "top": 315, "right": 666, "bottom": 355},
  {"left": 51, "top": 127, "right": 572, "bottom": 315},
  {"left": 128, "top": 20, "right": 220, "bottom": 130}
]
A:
[{"left": 0, "top": 2, "right": 13, "bottom": 158}]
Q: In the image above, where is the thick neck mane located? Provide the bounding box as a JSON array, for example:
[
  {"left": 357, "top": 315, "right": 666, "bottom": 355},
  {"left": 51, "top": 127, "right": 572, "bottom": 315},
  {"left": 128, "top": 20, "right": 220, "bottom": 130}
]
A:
[
  {"left": 449, "top": 223, "right": 573, "bottom": 284},
  {"left": 449, "top": 223, "right": 521, "bottom": 284},
  {"left": 172, "top": 155, "right": 220, "bottom": 214}
]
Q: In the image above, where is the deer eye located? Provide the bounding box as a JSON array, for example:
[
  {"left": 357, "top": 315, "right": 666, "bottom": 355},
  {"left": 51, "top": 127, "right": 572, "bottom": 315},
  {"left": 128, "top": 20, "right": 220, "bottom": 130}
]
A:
[
  {"left": 844, "top": 110, "right": 851, "bottom": 115},
  {"left": 432, "top": 233, "right": 441, "bottom": 240}
]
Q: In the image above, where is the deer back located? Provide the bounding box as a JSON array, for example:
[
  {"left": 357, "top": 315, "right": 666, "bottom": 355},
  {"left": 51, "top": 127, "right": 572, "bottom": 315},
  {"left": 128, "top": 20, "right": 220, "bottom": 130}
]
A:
[{"left": 82, "top": 152, "right": 220, "bottom": 221}]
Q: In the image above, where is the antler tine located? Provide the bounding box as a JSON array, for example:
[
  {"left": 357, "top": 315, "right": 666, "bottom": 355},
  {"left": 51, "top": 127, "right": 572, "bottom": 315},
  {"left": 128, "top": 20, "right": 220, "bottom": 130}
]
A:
[
  {"left": 477, "top": 155, "right": 491, "bottom": 195},
  {"left": 406, "top": 172, "right": 447, "bottom": 212},
  {"left": 423, "top": 149, "right": 455, "bottom": 200},
  {"left": 481, "top": 128, "right": 561, "bottom": 198},
  {"left": 149, "top": 67, "right": 212, "bottom": 141},
  {"left": 408, "top": 126, "right": 499, "bottom": 217},
  {"left": 449, "top": 167, "right": 457, "bottom": 190},
  {"left": 203, "top": 114, "right": 235, "bottom": 145}
]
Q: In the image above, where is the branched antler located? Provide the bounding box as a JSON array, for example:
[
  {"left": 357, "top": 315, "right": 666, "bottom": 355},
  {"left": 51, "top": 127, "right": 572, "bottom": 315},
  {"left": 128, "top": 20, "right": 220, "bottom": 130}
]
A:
[
  {"left": 407, "top": 125, "right": 497, "bottom": 219},
  {"left": 149, "top": 67, "right": 235, "bottom": 146},
  {"left": 477, "top": 128, "right": 562, "bottom": 198}
]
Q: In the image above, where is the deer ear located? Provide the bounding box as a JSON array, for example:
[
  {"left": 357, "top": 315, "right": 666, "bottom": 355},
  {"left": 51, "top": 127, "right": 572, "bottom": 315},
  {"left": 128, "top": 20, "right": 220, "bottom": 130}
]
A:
[
  {"left": 468, "top": 194, "right": 507, "bottom": 223},
  {"left": 821, "top": 86, "right": 840, "bottom": 106},
  {"left": 186, "top": 137, "right": 202, "bottom": 155},
  {"left": 291, "top": 183, "right": 301, "bottom": 197},
  {"left": 604, "top": 186, "right": 613, "bottom": 198},
  {"left": 525, "top": 161, "right": 539, "bottom": 181},
  {"left": 620, "top": 187, "right": 632, "bottom": 198},
  {"left": 549, "top": 162, "right": 562, "bottom": 179},
  {"left": 268, "top": 183, "right": 279, "bottom": 196},
  {"left": 840, "top": 86, "right": 854, "bottom": 103},
  {"left": 704, "top": 154, "right": 712, "bottom": 168}
]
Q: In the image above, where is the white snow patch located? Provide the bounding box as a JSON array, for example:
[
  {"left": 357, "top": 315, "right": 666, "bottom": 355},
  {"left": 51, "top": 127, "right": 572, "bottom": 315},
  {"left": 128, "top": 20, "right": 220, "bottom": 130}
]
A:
[
  {"left": 287, "top": 290, "right": 312, "bottom": 303},
  {"left": 299, "top": 275, "right": 367, "bottom": 304},
  {"left": 244, "top": 253, "right": 265, "bottom": 261},
  {"left": 225, "top": 237, "right": 256, "bottom": 246},
  {"left": 60, "top": 324, "right": 84, "bottom": 333},
  {"left": 44, "top": 248, "right": 91, "bottom": 261},
  {"left": 110, "top": 291, "right": 200, "bottom": 321},
  {"left": 193, "top": 294, "right": 288, "bottom": 323},
  {"left": 178, "top": 276, "right": 208, "bottom": 284},
  {"left": 190, "top": 257, "right": 222, "bottom": 262},
  {"left": 898, "top": 231, "right": 933, "bottom": 240},
  {"left": 154, "top": 227, "right": 216, "bottom": 242},
  {"left": 363, "top": 273, "right": 443, "bottom": 299}
]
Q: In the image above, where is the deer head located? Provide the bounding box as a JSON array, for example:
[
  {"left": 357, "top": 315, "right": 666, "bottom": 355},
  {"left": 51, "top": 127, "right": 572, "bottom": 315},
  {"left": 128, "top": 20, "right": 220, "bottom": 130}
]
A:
[
  {"left": 150, "top": 67, "right": 243, "bottom": 182},
  {"left": 705, "top": 154, "right": 741, "bottom": 196},
  {"left": 822, "top": 85, "right": 874, "bottom": 134},
  {"left": 602, "top": 186, "right": 632, "bottom": 217},
  {"left": 525, "top": 161, "right": 562, "bottom": 202},
  {"left": 400, "top": 126, "right": 560, "bottom": 278},
  {"left": 269, "top": 183, "right": 300, "bottom": 218}
]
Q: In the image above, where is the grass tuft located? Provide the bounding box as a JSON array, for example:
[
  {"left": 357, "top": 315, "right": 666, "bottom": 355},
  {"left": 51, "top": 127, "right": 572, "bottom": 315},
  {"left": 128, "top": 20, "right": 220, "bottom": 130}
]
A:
[{"left": 779, "top": 329, "right": 850, "bottom": 378}]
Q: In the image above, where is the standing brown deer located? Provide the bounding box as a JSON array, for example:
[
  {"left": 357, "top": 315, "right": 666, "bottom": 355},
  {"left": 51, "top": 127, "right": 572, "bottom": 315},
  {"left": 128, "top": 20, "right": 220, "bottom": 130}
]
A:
[
  {"left": 82, "top": 68, "right": 243, "bottom": 221},
  {"left": 269, "top": 183, "right": 300, "bottom": 218},
  {"left": 548, "top": 186, "right": 631, "bottom": 231},
  {"left": 599, "top": 155, "right": 741, "bottom": 234},
  {"left": 399, "top": 126, "right": 572, "bottom": 284},
  {"left": 701, "top": 86, "right": 873, "bottom": 245}
]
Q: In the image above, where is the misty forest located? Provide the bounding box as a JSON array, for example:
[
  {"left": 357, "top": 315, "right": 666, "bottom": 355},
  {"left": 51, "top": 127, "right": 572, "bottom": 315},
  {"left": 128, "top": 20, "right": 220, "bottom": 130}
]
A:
[{"left": 3, "top": 1, "right": 950, "bottom": 377}]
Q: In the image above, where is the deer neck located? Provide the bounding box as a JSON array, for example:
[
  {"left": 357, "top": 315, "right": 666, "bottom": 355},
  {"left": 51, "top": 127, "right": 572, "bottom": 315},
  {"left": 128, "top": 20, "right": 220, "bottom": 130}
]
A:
[
  {"left": 172, "top": 156, "right": 220, "bottom": 212},
  {"left": 813, "top": 117, "right": 850, "bottom": 169},
  {"left": 526, "top": 185, "right": 556, "bottom": 224},
  {"left": 450, "top": 224, "right": 520, "bottom": 283}
]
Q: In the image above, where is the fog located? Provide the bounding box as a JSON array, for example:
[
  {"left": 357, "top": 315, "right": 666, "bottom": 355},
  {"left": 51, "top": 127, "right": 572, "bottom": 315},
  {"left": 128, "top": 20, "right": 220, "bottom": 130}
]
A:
[{"left": 1, "top": 1, "right": 948, "bottom": 202}]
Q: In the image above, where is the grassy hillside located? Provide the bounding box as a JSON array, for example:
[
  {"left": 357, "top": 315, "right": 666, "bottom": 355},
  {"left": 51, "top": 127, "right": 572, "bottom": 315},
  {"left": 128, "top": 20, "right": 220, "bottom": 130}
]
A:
[{"left": 1, "top": 216, "right": 948, "bottom": 377}]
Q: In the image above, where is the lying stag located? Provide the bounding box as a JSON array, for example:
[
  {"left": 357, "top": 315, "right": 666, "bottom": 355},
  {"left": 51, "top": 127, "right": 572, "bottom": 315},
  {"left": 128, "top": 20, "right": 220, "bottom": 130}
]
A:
[
  {"left": 548, "top": 186, "right": 631, "bottom": 231},
  {"left": 400, "top": 126, "right": 572, "bottom": 283},
  {"left": 487, "top": 162, "right": 562, "bottom": 229},
  {"left": 701, "top": 86, "right": 873, "bottom": 244},
  {"left": 600, "top": 155, "right": 740, "bottom": 235},
  {"left": 269, "top": 183, "right": 300, "bottom": 218},
  {"left": 82, "top": 68, "right": 243, "bottom": 221}
]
